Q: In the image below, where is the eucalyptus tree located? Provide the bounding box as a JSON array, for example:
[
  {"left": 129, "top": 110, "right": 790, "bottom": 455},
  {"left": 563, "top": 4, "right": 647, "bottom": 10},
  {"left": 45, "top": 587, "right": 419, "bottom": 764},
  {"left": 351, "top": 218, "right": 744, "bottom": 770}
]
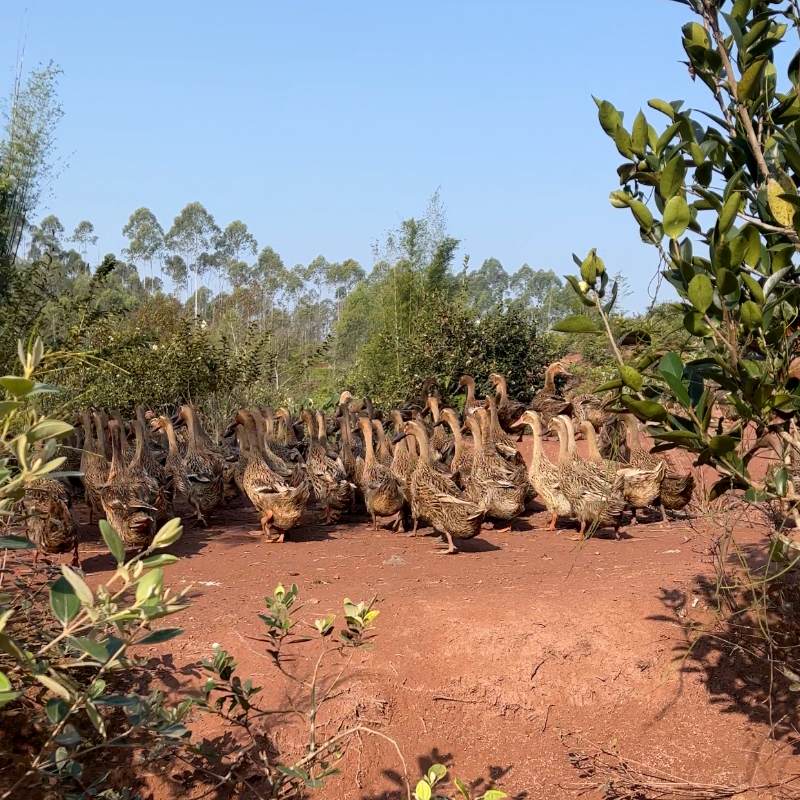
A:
[
  {"left": 165, "top": 202, "right": 219, "bottom": 317},
  {"left": 70, "top": 220, "right": 98, "bottom": 265},
  {"left": 468, "top": 257, "right": 510, "bottom": 316},
  {"left": 215, "top": 220, "right": 257, "bottom": 289},
  {"left": 164, "top": 254, "right": 189, "bottom": 298},
  {"left": 325, "top": 258, "right": 366, "bottom": 321},
  {"left": 122, "top": 207, "right": 164, "bottom": 286}
]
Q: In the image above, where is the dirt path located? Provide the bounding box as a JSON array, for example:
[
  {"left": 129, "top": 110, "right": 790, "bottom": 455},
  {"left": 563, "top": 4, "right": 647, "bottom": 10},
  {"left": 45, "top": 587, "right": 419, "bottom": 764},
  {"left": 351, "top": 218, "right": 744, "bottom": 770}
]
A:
[{"left": 68, "top": 437, "right": 798, "bottom": 799}]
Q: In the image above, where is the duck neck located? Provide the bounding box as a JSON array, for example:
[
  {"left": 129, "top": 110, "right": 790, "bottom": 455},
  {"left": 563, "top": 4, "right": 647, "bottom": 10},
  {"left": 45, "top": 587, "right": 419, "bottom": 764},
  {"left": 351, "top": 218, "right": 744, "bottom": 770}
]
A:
[
  {"left": 108, "top": 425, "right": 126, "bottom": 480},
  {"left": 251, "top": 412, "right": 267, "bottom": 455},
  {"left": 82, "top": 413, "right": 95, "bottom": 454},
  {"left": 583, "top": 425, "right": 601, "bottom": 460},
  {"left": 543, "top": 366, "right": 558, "bottom": 394},
  {"left": 362, "top": 423, "right": 376, "bottom": 464},
  {"left": 564, "top": 419, "right": 577, "bottom": 454},
  {"left": 163, "top": 418, "right": 180, "bottom": 457},
  {"left": 625, "top": 415, "right": 641, "bottom": 448},
  {"left": 93, "top": 415, "right": 107, "bottom": 461},
  {"left": 555, "top": 426, "right": 569, "bottom": 461},
  {"left": 495, "top": 378, "right": 508, "bottom": 405},
  {"left": 531, "top": 417, "right": 542, "bottom": 460}
]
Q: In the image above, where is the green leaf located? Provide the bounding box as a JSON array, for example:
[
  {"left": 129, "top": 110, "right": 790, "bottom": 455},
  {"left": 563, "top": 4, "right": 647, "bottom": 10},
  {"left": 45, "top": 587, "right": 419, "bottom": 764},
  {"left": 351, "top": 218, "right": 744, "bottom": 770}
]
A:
[
  {"left": 658, "top": 353, "right": 692, "bottom": 407},
  {"left": 26, "top": 419, "right": 73, "bottom": 443},
  {"left": 36, "top": 673, "right": 72, "bottom": 701},
  {"left": 660, "top": 155, "right": 686, "bottom": 200},
  {"left": 50, "top": 577, "right": 80, "bottom": 625},
  {"left": 688, "top": 274, "right": 714, "bottom": 313},
  {"left": 564, "top": 275, "right": 596, "bottom": 307},
  {"left": 45, "top": 698, "right": 70, "bottom": 723},
  {"left": 99, "top": 520, "right": 125, "bottom": 566},
  {"left": 716, "top": 268, "right": 739, "bottom": 295},
  {"left": 0, "top": 671, "right": 10, "bottom": 692},
  {"left": 648, "top": 98, "right": 676, "bottom": 120},
  {"left": 85, "top": 701, "right": 106, "bottom": 738},
  {"left": 0, "top": 535, "right": 35, "bottom": 550},
  {"left": 620, "top": 396, "right": 667, "bottom": 422},
  {"left": 738, "top": 56, "right": 768, "bottom": 102},
  {"left": 61, "top": 564, "right": 93, "bottom": 606},
  {"left": 415, "top": 780, "right": 432, "bottom": 800},
  {"left": 68, "top": 636, "right": 112, "bottom": 663},
  {"left": 596, "top": 98, "right": 622, "bottom": 136},
  {"left": 0, "top": 377, "right": 35, "bottom": 398},
  {"left": 428, "top": 764, "right": 447, "bottom": 783},
  {"left": 481, "top": 791, "right": 508, "bottom": 800},
  {"left": 656, "top": 121, "right": 682, "bottom": 155},
  {"left": 596, "top": 379, "right": 624, "bottom": 392},
  {"left": 0, "top": 691, "right": 22, "bottom": 708},
  {"left": 652, "top": 430, "right": 702, "bottom": 442},
  {"left": 138, "top": 628, "right": 183, "bottom": 645},
  {"left": 150, "top": 518, "right": 183, "bottom": 550},
  {"left": 552, "top": 316, "right": 601, "bottom": 334},
  {"left": 136, "top": 567, "right": 164, "bottom": 603},
  {"left": 613, "top": 126, "right": 633, "bottom": 158},
  {"left": 139, "top": 554, "right": 180, "bottom": 568},
  {"left": 455, "top": 778, "right": 471, "bottom": 800},
  {"left": 775, "top": 467, "right": 789, "bottom": 498},
  {"left": 631, "top": 109, "right": 648, "bottom": 153},
  {"left": 663, "top": 196, "right": 690, "bottom": 238},
  {"left": 619, "top": 365, "right": 643, "bottom": 392},
  {"left": 709, "top": 435, "right": 737, "bottom": 457},
  {"left": 741, "top": 300, "right": 763, "bottom": 330},
  {"left": 742, "top": 273, "right": 764, "bottom": 304},
  {"left": 628, "top": 198, "right": 654, "bottom": 231},
  {"left": 719, "top": 192, "right": 742, "bottom": 235},
  {"left": 0, "top": 401, "right": 23, "bottom": 419}
]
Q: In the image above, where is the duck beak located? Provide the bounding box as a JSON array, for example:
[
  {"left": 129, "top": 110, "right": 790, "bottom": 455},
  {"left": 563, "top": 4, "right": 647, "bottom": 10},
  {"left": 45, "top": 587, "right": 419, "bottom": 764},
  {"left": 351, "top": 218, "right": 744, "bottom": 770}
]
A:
[
  {"left": 391, "top": 432, "right": 408, "bottom": 444},
  {"left": 432, "top": 420, "right": 445, "bottom": 428},
  {"left": 511, "top": 415, "right": 527, "bottom": 429}
]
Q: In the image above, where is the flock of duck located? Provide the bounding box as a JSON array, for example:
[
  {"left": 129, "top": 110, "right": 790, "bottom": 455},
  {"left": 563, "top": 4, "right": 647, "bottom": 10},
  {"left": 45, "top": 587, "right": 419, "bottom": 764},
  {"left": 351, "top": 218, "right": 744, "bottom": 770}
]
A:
[{"left": 18, "top": 362, "right": 696, "bottom": 566}]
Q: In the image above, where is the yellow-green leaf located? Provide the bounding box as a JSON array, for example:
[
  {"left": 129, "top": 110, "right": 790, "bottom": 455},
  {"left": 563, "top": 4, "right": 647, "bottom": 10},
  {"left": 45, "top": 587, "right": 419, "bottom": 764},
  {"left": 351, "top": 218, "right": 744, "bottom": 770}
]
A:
[
  {"left": 741, "top": 300, "right": 763, "bottom": 330},
  {"left": 768, "top": 175, "right": 797, "bottom": 227},
  {"left": 719, "top": 193, "right": 742, "bottom": 235},
  {"left": 660, "top": 155, "right": 686, "bottom": 200},
  {"left": 738, "top": 57, "right": 768, "bottom": 102},
  {"left": 688, "top": 274, "right": 714, "bottom": 313},
  {"left": 619, "top": 366, "right": 643, "bottom": 391},
  {"left": 663, "top": 196, "right": 690, "bottom": 238}
]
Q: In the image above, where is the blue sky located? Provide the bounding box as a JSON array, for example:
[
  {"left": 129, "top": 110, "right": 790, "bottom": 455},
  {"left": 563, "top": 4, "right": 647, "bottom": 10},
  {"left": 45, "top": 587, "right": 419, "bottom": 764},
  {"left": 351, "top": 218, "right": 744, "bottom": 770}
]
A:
[{"left": 2, "top": 1, "right": 709, "bottom": 310}]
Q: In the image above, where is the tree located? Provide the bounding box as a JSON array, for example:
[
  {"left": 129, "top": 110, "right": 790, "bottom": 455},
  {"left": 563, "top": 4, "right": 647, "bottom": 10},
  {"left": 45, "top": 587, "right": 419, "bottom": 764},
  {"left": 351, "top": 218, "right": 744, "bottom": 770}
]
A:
[
  {"left": 31, "top": 213, "right": 64, "bottom": 256},
  {"left": 325, "top": 258, "right": 365, "bottom": 320},
  {"left": 468, "top": 257, "right": 509, "bottom": 316},
  {"left": 215, "top": 220, "right": 257, "bottom": 288},
  {"left": 0, "top": 61, "right": 63, "bottom": 263},
  {"left": 70, "top": 220, "right": 98, "bottom": 264},
  {"left": 165, "top": 202, "right": 220, "bottom": 317},
  {"left": 559, "top": 0, "right": 800, "bottom": 517},
  {"left": 122, "top": 207, "right": 164, "bottom": 284},
  {"left": 164, "top": 254, "right": 189, "bottom": 297}
]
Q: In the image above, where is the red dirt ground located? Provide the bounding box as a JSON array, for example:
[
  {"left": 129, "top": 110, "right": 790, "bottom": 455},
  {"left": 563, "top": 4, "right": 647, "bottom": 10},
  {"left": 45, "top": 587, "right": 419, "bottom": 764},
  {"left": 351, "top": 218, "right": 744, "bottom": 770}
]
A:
[{"left": 25, "top": 437, "right": 800, "bottom": 799}]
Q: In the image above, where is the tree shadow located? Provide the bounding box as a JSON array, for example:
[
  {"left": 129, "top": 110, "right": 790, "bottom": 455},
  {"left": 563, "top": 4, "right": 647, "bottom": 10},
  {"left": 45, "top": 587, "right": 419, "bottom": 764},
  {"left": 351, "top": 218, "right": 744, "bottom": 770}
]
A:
[{"left": 649, "top": 562, "right": 800, "bottom": 750}]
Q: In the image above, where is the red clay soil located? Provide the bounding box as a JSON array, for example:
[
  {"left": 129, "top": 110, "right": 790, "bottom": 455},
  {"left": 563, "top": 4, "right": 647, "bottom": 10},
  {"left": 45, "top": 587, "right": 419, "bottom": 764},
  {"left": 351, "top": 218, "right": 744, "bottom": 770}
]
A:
[{"left": 29, "top": 438, "right": 800, "bottom": 799}]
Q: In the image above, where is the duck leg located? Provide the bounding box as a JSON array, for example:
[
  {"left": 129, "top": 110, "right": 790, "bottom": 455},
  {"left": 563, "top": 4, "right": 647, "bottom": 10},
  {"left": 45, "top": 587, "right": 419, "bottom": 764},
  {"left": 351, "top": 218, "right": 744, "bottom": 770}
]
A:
[
  {"left": 71, "top": 540, "right": 81, "bottom": 569},
  {"left": 548, "top": 512, "right": 558, "bottom": 531},
  {"left": 434, "top": 531, "right": 459, "bottom": 555},
  {"left": 630, "top": 512, "right": 639, "bottom": 526},
  {"left": 578, "top": 520, "right": 587, "bottom": 538},
  {"left": 372, "top": 512, "right": 378, "bottom": 532},
  {"left": 659, "top": 503, "right": 669, "bottom": 523}
]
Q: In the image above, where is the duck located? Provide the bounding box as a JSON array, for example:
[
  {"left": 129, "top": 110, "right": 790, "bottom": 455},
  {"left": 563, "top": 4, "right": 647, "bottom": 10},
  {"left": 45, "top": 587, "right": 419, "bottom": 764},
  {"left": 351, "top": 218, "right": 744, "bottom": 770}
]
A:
[
  {"left": 548, "top": 415, "right": 626, "bottom": 538},
  {"left": 260, "top": 407, "right": 303, "bottom": 464},
  {"left": 355, "top": 417, "right": 404, "bottom": 531},
  {"left": 465, "top": 413, "right": 527, "bottom": 531},
  {"left": 488, "top": 373, "right": 529, "bottom": 436},
  {"left": 426, "top": 395, "right": 452, "bottom": 460},
  {"left": 99, "top": 420, "right": 158, "bottom": 554},
  {"left": 128, "top": 419, "right": 172, "bottom": 525},
  {"left": 150, "top": 415, "right": 188, "bottom": 504},
  {"left": 576, "top": 419, "right": 664, "bottom": 525},
  {"left": 80, "top": 410, "right": 108, "bottom": 525},
  {"left": 437, "top": 407, "right": 473, "bottom": 487},
  {"left": 300, "top": 410, "right": 351, "bottom": 524},
  {"left": 530, "top": 362, "right": 573, "bottom": 425},
  {"left": 22, "top": 477, "right": 79, "bottom": 567},
  {"left": 512, "top": 410, "right": 572, "bottom": 530},
  {"left": 482, "top": 396, "right": 525, "bottom": 468},
  {"left": 570, "top": 392, "right": 606, "bottom": 430},
  {"left": 395, "top": 419, "right": 485, "bottom": 554},
  {"left": 458, "top": 375, "right": 483, "bottom": 421},
  {"left": 597, "top": 415, "right": 630, "bottom": 463},
  {"left": 623, "top": 414, "right": 695, "bottom": 520},
  {"left": 179, "top": 404, "right": 225, "bottom": 525},
  {"left": 237, "top": 412, "right": 310, "bottom": 542}
]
